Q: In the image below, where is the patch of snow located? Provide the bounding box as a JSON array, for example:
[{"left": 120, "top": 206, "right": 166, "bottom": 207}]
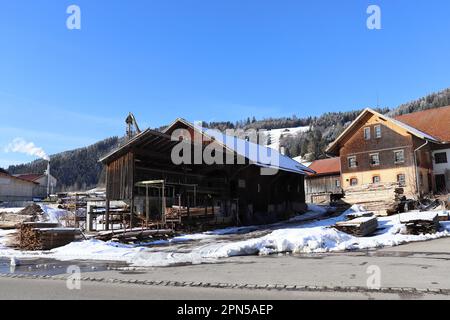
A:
[
  {"left": 307, "top": 204, "right": 329, "bottom": 214},
  {"left": 265, "top": 126, "right": 310, "bottom": 151},
  {"left": 39, "top": 204, "right": 68, "bottom": 223},
  {"left": 0, "top": 207, "right": 25, "bottom": 214},
  {"left": 399, "top": 211, "right": 439, "bottom": 223}
]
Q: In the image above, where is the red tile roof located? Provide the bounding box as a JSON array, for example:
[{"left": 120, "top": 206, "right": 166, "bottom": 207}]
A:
[
  {"left": 394, "top": 105, "right": 450, "bottom": 142},
  {"left": 0, "top": 172, "right": 39, "bottom": 185},
  {"left": 308, "top": 157, "right": 341, "bottom": 177},
  {"left": 14, "top": 174, "right": 43, "bottom": 182}
]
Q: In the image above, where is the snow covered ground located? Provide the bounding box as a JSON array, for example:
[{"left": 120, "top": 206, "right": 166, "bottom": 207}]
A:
[
  {"left": 0, "top": 207, "right": 26, "bottom": 214},
  {"left": 0, "top": 205, "right": 449, "bottom": 267}
]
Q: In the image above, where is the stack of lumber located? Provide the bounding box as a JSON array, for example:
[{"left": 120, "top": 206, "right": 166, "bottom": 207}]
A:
[
  {"left": 345, "top": 212, "right": 375, "bottom": 220},
  {"left": 166, "top": 206, "right": 220, "bottom": 219},
  {"left": 95, "top": 227, "right": 174, "bottom": 242},
  {"left": 15, "top": 222, "right": 82, "bottom": 250},
  {"left": 343, "top": 183, "right": 405, "bottom": 216},
  {"left": 400, "top": 212, "right": 440, "bottom": 235},
  {"left": 334, "top": 216, "right": 378, "bottom": 237}
]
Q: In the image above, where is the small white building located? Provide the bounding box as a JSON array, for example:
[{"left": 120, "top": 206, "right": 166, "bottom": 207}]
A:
[{"left": 432, "top": 148, "right": 450, "bottom": 192}]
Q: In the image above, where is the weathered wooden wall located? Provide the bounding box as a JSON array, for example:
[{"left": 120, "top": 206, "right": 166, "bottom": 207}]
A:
[{"left": 106, "top": 152, "right": 134, "bottom": 200}]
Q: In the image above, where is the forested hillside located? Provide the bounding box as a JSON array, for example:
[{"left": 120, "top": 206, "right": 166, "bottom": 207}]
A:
[
  {"left": 7, "top": 137, "right": 120, "bottom": 191},
  {"left": 5, "top": 87, "right": 450, "bottom": 191}
]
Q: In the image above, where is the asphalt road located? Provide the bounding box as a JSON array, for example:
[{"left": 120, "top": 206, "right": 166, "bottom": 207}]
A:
[
  {"left": 1, "top": 237, "right": 450, "bottom": 300},
  {"left": 0, "top": 277, "right": 436, "bottom": 300}
]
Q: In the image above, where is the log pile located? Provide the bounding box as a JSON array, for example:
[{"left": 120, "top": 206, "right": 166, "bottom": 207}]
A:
[
  {"left": 0, "top": 213, "right": 34, "bottom": 229},
  {"left": 15, "top": 222, "right": 82, "bottom": 250},
  {"left": 335, "top": 216, "right": 378, "bottom": 237},
  {"left": 0, "top": 204, "right": 44, "bottom": 229},
  {"left": 343, "top": 183, "right": 405, "bottom": 216},
  {"left": 400, "top": 212, "right": 440, "bottom": 235}
]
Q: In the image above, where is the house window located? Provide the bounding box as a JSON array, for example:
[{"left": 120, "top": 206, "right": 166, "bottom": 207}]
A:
[
  {"left": 435, "top": 152, "right": 448, "bottom": 164},
  {"left": 374, "top": 125, "right": 382, "bottom": 138},
  {"left": 350, "top": 178, "right": 358, "bottom": 186},
  {"left": 238, "top": 179, "right": 246, "bottom": 188},
  {"left": 335, "top": 179, "right": 341, "bottom": 188},
  {"left": 257, "top": 184, "right": 261, "bottom": 193},
  {"left": 287, "top": 185, "right": 291, "bottom": 192},
  {"left": 372, "top": 175, "right": 381, "bottom": 184},
  {"left": 397, "top": 174, "right": 406, "bottom": 187},
  {"left": 394, "top": 150, "right": 405, "bottom": 164},
  {"left": 370, "top": 153, "right": 380, "bottom": 166},
  {"left": 348, "top": 156, "right": 357, "bottom": 168},
  {"left": 364, "top": 127, "right": 371, "bottom": 140}
]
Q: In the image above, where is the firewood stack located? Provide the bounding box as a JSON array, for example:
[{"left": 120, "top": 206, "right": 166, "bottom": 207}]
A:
[
  {"left": 343, "top": 183, "right": 405, "bottom": 216},
  {"left": 15, "top": 222, "right": 82, "bottom": 251}
]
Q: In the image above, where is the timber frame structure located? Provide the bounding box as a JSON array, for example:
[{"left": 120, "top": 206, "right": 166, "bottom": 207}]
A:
[{"left": 99, "top": 118, "right": 314, "bottom": 230}]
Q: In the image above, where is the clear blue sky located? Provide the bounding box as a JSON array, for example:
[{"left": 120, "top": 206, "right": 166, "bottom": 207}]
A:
[{"left": 1, "top": 0, "right": 450, "bottom": 168}]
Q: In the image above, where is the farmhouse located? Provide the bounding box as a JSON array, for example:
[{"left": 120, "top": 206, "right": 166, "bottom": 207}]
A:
[
  {"left": 326, "top": 106, "right": 450, "bottom": 197},
  {"left": 99, "top": 118, "right": 314, "bottom": 229},
  {"left": 305, "top": 157, "right": 343, "bottom": 204}
]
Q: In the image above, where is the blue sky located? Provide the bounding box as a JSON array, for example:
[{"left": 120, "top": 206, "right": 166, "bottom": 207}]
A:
[{"left": 1, "top": 0, "right": 450, "bottom": 168}]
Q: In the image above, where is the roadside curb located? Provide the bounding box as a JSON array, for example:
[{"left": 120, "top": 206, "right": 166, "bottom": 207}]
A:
[{"left": 0, "top": 272, "right": 447, "bottom": 296}]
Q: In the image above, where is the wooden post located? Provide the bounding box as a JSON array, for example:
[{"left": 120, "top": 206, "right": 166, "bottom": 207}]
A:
[
  {"left": 105, "top": 199, "right": 110, "bottom": 231},
  {"left": 146, "top": 185, "right": 150, "bottom": 223},
  {"left": 130, "top": 198, "right": 134, "bottom": 229},
  {"left": 105, "top": 167, "right": 110, "bottom": 231},
  {"left": 162, "top": 181, "right": 166, "bottom": 225}
]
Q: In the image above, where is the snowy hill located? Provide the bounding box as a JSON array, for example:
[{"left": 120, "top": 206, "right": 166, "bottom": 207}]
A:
[{"left": 265, "top": 126, "right": 310, "bottom": 151}]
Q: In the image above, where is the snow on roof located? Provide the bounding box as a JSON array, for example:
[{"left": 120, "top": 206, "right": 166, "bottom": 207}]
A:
[{"left": 199, "top": 125, "right": 315, "bottom": 175}]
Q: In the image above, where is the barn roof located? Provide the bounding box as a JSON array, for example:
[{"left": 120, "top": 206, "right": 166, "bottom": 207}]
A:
[
  {"left": 14, "top": 173, "right": 44, "bottom": 182},
  {"left": 0, "top": 172, "right": 39, "bottom": 185},
  {"left": 101, "top": 118, "right": 315, "bottom": 175},
  {"left": 393, "top": 105, "right": 450, "bottom": 143},
  {"left": 307, "top": 158, "right": 341, "bottom": 177}
]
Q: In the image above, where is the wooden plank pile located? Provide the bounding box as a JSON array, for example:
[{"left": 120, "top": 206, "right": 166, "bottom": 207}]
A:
[
  {"left": 14, "top": 222, "right": 82, "bottom": 251},
  {"left": 400, "top": 212, "right": 440, "bottom": 235},
  {"left": 343, "top": 183, "right": 405, "bottom": 216},
  {"left": 334, "top": 216, "right": 378, "bottom": 237},
  {"left": 95, "top": 227, "right": 174, "bottom": 243}
]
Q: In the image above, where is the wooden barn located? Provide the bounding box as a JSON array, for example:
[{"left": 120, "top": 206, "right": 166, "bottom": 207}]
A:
[
  {"left": 305, "top": 158, "right": 343, "bottom": 204},
  {"left": 99, "top": 118, "right": 314, "bottom": 230}
]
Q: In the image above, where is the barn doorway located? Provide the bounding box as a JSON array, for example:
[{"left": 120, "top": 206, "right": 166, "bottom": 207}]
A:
[{"left": 435, "top": 175, "right": 447, "bottom": 193}]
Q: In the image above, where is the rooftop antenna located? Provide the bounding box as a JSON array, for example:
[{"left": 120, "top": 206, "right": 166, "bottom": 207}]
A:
[{"left": 125, "top": 112, "right": 142, "bottom": 140}]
